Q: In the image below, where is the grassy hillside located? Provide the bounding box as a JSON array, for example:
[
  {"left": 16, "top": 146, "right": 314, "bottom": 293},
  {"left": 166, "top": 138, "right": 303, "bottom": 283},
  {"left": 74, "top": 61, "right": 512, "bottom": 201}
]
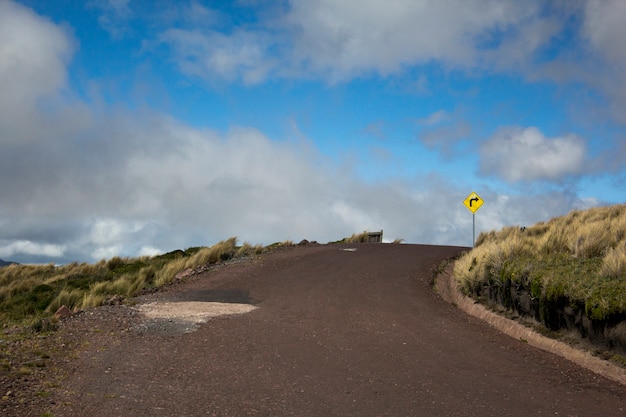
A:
[
  {"left": 0, "top": 238, "right": 269, "bottom": 328},
  {"left": 454, "top": 204, "right": 626, "bottom": 327},
  {"left": 0, "top": 231, "right": 394, "bottom": 330}
]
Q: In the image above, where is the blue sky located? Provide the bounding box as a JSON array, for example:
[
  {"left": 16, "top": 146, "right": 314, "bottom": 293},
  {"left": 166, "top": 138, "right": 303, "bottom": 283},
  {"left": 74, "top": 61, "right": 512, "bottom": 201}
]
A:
[{"left": 1, "top": 0, "right": 626, "bottom": 264}]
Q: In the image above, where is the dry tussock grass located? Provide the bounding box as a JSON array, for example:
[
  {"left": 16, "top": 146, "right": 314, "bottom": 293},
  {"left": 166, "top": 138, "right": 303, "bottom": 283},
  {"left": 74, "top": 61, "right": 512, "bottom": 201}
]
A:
[
  {"left": 601, "top": 244, "right": 626, "bottom": 278},
  {"left": 454, "top": 203, "right": 626, "bottom": 320},
  {"left": 330, "top": 231, "right": 375, "bottom": 244},
  {"left": 0, "top": 237, "right": 268, "bottom": 327},
  {"left": 154, "top": 258, "right": 188, "bottom": 287},
  {"left": 186, "top": 237, "right": 238, "bottom": 266}
]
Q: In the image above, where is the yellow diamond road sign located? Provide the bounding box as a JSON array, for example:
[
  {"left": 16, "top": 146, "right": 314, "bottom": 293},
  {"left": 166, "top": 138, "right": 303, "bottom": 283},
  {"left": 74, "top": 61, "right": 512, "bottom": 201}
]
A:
[{"left": 463, "top": 192, "right": 484, "bottom": 214}]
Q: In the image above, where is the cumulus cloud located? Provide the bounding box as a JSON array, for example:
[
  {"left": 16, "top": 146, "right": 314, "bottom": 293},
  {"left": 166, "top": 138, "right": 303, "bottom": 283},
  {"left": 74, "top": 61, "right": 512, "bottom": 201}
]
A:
[
  {"left": 0, "top": 0, "right": 73, "bottom": 145},
  {"left": 0, "top": 1, "right": 608, "bottom": 264},
  {"left": 479, "top": 127, "right": 586, "bottom": 182},
  {"left": 152, "top": 0, "right": 626, "bottom": 126},
  {"left": 529, "top": 1, "right": 626, "bottom": 124},
  {"left": 583, "top": 0, "right": 626, "bottom": 68},
  {"left": 0, "top": 107, "right": 479, "bottom": 262},
  {"left": 581, "top": 0, "right": 626, "bottom": 123},
  {"left": 0, "top": 240, "right": 66, "bottom": 259},
  {"left": 0, "top": 105, "right": 591, "bottom": 263},
  {"left": 137, "top": 1, "right": 626, "bottom": 127},
  {"left": 160, "top": 28, "right": 277, "bottom": 85},
  {"left": 284, "top": 0, "right": 555, "bottom": 80},
  {"left": 157, "top": 0, "right": 558, "bottom": 83},
  {"left": 2, "top": 84, "right": 580, "bottom": 263}
]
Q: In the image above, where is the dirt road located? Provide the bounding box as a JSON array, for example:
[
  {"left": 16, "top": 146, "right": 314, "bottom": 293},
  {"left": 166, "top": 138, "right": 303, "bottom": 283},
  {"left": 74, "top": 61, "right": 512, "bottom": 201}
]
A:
[{"left": 44, "top": 244, "right": 626, "bottom": 416}]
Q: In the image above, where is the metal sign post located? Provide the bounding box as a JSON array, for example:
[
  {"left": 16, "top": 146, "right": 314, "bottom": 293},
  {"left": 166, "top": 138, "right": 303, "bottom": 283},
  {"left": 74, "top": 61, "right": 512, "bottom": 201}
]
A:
[
  {"left": 463, "top": 191, "right": 484, "bottom": 247},
  {"left": 473, "top": 212, "right": 476, "bottom": 248}
]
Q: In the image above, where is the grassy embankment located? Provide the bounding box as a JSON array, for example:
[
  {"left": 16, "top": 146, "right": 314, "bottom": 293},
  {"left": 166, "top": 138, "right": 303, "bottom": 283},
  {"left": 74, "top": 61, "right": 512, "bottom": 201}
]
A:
[
  {"left": 453, "top": 204, "right": 626, "bottom": 352},
  {"left": 0, "top": 237, "right": 267, "bottom": 329}
]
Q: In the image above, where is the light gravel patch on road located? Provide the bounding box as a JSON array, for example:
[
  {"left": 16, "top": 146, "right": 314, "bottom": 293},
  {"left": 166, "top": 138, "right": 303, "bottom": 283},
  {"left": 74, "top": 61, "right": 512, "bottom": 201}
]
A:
[
  {"left": 132, "top": 301, "right": 258, "bottom": 335},
  {"left": 135, "top": 301, "right": 258, "bottom": 323}
]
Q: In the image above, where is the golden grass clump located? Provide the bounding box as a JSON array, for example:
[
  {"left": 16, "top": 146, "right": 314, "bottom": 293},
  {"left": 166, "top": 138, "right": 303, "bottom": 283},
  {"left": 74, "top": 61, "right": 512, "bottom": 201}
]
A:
[
  {"left": 153, "top": 238, "right": 263, "bottom": 287},
  {"left": 154, "top": 258, "right": 187, "bottom": 287},
  {"left": 453, "top": 227, "right": 530, "bottom": 292},
  {"left": 237, "top": 242, "right": 265, "bottom": 256},
  {"left": 346, "top": 232, "right": 371, "bottom": 243},
  {"left": 329, "top": 231, "right": 379, "bottom": 244},
  {"left": 186, "top": 237, "right": 238, "bottom": 267},
  {"left": 46, "top": 288, "right": 83, "bottom": 313},
  {"left": 0, "top": 263, "right": 53, "bottom": 287},
  {"left": 599, "top": 243, "right": 626, "bottom": 279},
  {"left": 567, "top": 219, "right": 614, "bottom": 258},
  {"left": 90, "top": 273, "right": 145, "bottom": 298},
  {"left": 0, "top": 278, "right": 40, "bottom": 305}
]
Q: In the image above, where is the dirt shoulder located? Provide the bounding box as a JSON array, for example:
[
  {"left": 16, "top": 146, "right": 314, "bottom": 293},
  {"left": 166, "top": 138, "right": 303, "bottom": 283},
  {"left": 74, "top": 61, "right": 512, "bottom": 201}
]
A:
[{"left": 435, "top": 264, "right": 626, "bottom": 386}]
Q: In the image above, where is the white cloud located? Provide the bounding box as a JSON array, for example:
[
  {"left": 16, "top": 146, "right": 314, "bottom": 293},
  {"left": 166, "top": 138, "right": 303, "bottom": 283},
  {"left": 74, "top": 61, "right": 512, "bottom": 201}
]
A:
[
  {"left": 88, "top": 219, "right": 149, "bottom": 247},
  {"left": 89, "top": 0, "right": 133, "bottom": 39},
  {"left": 139, "top": 1, "right": 626, "bottom": 127},
  {"left": 90, "top": 219, "right": 125, "bottom": 245},
  {"left": 157, "top": 0, "right": 557, "bottom": 84},
  {"left": 0, "top": 1, "right": 610, "bottom": 264},
  {"left": 330, "top": 201, "right": 377, "bottom": 233},
  {"left": 417, "top": 110, "right": 450, "bottom": 126},
  {"left": 160, "top": 28, "right": 277, "bottom": 85},
  {"left": 0, "top": 0, "right": 73, "bottom": 144},
  {"left": 581, "top": 0, "right": 626, "bottom": 123},
  {"left": 529, "top": 1, "right": 626, "bottom": 124},
  {"left": 0, "top": 106, "right": 594, "bottom": 262},
  {"left": 151, "top": 0, "right": 626, "bottom": 128},
  {"left": 583, "top": 0, "right": 626, "bottom": 68},
  {"left": 138, "top": 246, "right": 162, "bottom": 257},
  {"left": 479, "top": 127, "right": 586, "bottom": 182},
  {"left": 284, "top": 0, "right": 550, "bottom": 80},
  {"left": 0, "top": 240, "right": 66, "bottom": 259},
  {"left": 91, "top": 246, "right": 123, "bottom": 261},
  {"left": 471, "top": 189, "right": 591, "bottom": 236}
]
